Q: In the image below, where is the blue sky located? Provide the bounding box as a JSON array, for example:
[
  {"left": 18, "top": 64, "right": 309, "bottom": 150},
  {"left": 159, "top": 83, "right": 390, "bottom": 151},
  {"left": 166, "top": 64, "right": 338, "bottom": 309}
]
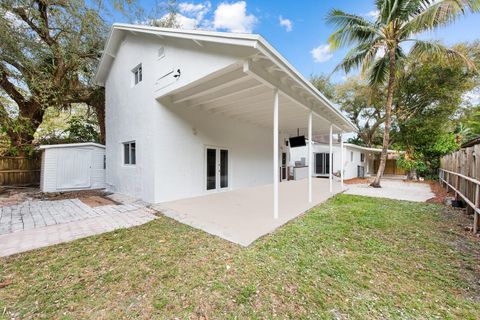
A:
[{"left": 114, "top": 0, "right": 480, "bottom": 82}]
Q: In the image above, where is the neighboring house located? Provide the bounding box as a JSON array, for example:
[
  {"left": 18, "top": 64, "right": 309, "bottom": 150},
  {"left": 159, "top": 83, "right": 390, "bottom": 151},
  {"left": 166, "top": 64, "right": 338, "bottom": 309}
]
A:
[
  {"left": 94, "top": 24, "right": 356, "bottom": 215},
  {"left": 290, "top": 142, "right": 405, "bottom": 180}
]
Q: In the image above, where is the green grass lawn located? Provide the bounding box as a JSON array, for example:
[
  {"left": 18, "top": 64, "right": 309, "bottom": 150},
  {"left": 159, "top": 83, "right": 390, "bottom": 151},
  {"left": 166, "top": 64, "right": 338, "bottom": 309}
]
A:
[{"left": 1, "top": 194, "right": 479, "bottom": 319}]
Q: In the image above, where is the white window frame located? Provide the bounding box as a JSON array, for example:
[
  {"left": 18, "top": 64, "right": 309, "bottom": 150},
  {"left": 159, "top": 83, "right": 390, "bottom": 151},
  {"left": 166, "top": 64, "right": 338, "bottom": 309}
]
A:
[
  {"left": 123, "top": 141, "right": 136, "bottom": 166},
  {"left": 132, "top": 64, "right": 142, "bottom": 86},
  {"left": 361, "top": 153, "right": 365, "bottom": 162},
  {"left": 204, "top": 145, "right": 231, "bottom": 192}
]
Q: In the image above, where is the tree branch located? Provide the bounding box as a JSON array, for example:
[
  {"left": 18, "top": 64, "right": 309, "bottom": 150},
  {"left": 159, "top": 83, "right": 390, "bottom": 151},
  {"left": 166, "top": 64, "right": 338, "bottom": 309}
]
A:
[{"left": 0, "top": 64, "right": 26, "bottom": 107}]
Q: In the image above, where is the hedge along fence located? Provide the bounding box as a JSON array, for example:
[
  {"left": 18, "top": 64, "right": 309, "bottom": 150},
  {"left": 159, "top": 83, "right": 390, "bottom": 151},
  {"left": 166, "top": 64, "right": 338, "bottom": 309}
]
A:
[
  {"left": 439, "top": 144, "right": 480, "bottom": 233},
  {"left": 0, "top": 155, "right": 41, "bottom": 187}
]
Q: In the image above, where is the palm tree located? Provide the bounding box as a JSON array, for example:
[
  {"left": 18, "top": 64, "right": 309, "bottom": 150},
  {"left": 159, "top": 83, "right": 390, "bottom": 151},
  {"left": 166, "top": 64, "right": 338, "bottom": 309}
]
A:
[{"left": 327, "top": 0, "right": 479, "bottom": 187}]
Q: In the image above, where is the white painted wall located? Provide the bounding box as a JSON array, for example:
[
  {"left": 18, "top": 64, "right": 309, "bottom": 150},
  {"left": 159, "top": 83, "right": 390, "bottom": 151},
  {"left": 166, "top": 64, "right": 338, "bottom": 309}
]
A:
[
  {"left": 40, "top": 143, "right": 105, "bottom": 192},
  {"left": 289, "top": 143, "right": 367, "bottom": 180},
  {"left": 105, "top": 33, "right": 284, "bottom": 203}
]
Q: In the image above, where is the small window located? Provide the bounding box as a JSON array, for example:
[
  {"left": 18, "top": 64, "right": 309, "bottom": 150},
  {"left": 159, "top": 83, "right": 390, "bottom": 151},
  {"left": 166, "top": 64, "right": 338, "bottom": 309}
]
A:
[
  {"left": 123, "top": 141, "right": 136, "bottom": 165},
  {"left": 350, "top": 151, "right": 354, "bottom": 162},
  {"left": 360, "top": 153, "right": 365, "bottom": 162},
  {"left": 132, "top": 64, "right": 142, "bottom": 85},
  {"left": 103, "top": 155, "right": 106, "bottom": 169}
]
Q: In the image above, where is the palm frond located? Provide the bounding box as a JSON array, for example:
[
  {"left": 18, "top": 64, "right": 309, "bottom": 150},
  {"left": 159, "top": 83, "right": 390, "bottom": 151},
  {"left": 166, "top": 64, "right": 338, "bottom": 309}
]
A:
[
  {"left": 368, "top": 55, "right": 389, "bottom": 86},
  {"left": 332, "top": 40, "right": 384, "bottom": 75},
  {"left": 326, "top": 9, "right": 378, "bottom": 49},
  {"left": 402, "top": 0, "right": 480, "bottom": 37},
  {"left": 409, "top": 40, "right": 477, "bottom": 71}
]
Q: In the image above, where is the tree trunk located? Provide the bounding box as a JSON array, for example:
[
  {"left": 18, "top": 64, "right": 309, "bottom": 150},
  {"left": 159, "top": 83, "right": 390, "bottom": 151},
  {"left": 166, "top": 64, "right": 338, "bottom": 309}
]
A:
[
  {"left": 370, "top": 47, "right": 396, "bottom": 188},
  {"left": 4, "top": 101, "right": 45, "bottom": 156}
]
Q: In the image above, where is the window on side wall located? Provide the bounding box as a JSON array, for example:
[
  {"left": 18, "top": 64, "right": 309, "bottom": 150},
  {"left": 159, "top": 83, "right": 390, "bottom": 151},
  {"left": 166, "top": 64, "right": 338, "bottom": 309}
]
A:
[
  {"left": 350, "top": 151, "right": 354, "bottom": 162},
  {"left": 123, "top": 141, "right": 136, "bottom": 165},
  {"left": 132, "top": 64, "right": 142, "bottom": 85},
  {"left": 361, "top": 153, "right": 365, "bottom": 162}
]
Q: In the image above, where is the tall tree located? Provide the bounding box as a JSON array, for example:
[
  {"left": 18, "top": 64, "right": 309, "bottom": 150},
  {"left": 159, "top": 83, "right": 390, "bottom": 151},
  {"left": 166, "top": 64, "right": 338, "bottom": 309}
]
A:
[
  {"left": 0, "top": 0, "right": 108, "bottom": 154},
  {"left": 336, "top": 77, "right": 385, "bottom": 147},
  {"left": 309, "top": 74, "right": 336, "bottom": 101},
  {"left": 327, "top": 0, "right": 479, "bottom": 187}
]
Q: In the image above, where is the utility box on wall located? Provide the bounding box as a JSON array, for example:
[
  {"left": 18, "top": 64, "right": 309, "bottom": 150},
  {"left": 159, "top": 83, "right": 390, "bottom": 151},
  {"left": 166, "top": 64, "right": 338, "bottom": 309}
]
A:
[{"left": 39, "top": 143, "right": 106, "bottom": 192}]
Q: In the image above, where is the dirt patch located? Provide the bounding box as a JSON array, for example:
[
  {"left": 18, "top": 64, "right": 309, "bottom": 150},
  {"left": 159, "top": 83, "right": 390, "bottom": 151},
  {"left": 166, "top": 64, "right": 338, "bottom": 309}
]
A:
[
  {"left": 33, "top": 189, "right": 110, "bottom": 201},
  {"left": 79, "top": 195, "right": 117, "bottom": 207},
  {"left": 0, "top": 188, "right": 116, "bottom": 207},
  {"left": 0, "top": 187, "right": 38, "bottom": 207},
  {"left": 343, "top": 177, "right": 373, "bottom": 185},
  {"left": 426, "top": 180, "right": 453, "bottom": 204}
]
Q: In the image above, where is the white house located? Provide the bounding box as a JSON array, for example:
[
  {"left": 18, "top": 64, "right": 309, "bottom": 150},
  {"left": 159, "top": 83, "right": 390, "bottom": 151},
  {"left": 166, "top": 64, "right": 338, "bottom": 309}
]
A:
[
  {"left": 94, "top": 24, "right": 356, "bottom": 218},
  {"left": 290, "top": 141, "right": 406, "bottom": 180}
]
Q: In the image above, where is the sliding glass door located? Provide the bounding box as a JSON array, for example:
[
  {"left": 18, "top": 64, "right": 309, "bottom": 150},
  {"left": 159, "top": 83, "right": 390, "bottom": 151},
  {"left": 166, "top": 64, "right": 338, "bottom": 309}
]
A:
[
  {"left": 206, "top": 147, "right": 229, "bottom": 191},
  {"left": 315, "top": 153, "right": 332, "bottom": 175}
]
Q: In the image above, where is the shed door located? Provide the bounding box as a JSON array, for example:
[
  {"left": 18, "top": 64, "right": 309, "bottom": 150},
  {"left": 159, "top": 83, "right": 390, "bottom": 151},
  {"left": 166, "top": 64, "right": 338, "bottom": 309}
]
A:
[{"left": 56, "top": 148, "right": 92, "bottom": 189}]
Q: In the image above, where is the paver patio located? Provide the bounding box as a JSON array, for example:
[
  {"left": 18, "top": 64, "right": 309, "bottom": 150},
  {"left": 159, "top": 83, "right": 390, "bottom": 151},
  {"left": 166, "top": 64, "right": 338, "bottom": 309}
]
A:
[{"left": 0, "top": 196, "right": 157, "bottom": 257}]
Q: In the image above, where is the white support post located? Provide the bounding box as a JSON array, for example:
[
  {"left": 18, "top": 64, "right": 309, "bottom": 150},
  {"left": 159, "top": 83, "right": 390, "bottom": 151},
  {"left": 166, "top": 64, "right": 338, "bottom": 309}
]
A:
[
  {"left": 308, "top": 110, "right": 313, "bottom": 203},
  {"left": 273, "top": 88, "right": 279, "bottom": 219},
  {"left": 340, "top": 133, "right": 344, "bottom": 190},
  {"left": 329, "top": 124, "right": 333, "bottom": 193}
]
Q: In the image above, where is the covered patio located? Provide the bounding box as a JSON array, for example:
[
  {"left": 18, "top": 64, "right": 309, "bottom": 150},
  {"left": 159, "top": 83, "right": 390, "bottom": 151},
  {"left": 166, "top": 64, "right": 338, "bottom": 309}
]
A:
[
  {"left": 158, "top": 54, "right": 355, "bottom": 217},
  {"left": 154, "top": 178, "right": 343, "bottom": 246}
]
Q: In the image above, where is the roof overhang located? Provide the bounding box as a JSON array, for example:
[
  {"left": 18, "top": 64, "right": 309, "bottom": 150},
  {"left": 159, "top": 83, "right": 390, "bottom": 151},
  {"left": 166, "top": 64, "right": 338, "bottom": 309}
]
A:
[
  {"left": 39, "top": 142, "right": 105, "bottom": 150},
  {"left": 344, "top": 143, "right": 404, "bottom": 154},
  {"left": 95, "top": 24, "right": 357, "bottom": 134}
]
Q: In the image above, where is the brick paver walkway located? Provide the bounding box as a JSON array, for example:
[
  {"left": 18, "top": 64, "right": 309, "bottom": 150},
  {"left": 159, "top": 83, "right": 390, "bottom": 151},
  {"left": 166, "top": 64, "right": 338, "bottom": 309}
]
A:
[{"left": 0, "top": 196, "right": 157, "bottom": 257}]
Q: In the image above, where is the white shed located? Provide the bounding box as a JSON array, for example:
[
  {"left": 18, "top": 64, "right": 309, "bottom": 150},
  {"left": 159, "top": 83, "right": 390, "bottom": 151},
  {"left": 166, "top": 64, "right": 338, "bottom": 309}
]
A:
[{"left": 39, "top": 143, "right": 106, "bottom": 192}]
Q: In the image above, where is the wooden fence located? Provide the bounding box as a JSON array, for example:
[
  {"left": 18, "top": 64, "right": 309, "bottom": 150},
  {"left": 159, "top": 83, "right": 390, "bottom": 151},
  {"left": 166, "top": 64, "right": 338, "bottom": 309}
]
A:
[
  {"left": 0, "top": 156, "right": 41, "bottom": 187},
  {"left": 439, "top": 144, "right": 480, "bottom": 233}
]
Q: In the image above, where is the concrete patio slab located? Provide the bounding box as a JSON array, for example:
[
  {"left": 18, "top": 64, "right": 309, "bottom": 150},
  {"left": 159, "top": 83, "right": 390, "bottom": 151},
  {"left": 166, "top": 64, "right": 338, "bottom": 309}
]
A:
[
  {"left": 344, "top": 179, "right": 434, "bottom": 202},
  {"left": 153, "top": 178, "right": 342, "bottom": 246}
]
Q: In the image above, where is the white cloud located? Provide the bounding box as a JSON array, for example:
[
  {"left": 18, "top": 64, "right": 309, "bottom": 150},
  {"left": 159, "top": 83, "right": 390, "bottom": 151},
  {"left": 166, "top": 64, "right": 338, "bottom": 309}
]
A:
[
  {"left": 155, "top": 1, "right": 257, "bottom": 33},
  {"left": 179, "top": 2, "right": 211, "bottom": 21},
  {"left": 175, "top": 14, "right": 199, "bottom": 29},
  {"left": 213, "top": 1, "right": 257, "bottom": 33},
  {"left": 311, "top": 44, "right": 333, "bottom": 63},
  {"left": 279, "top": 15, "right": 292, "bottom": 32},
  {"left": 364, "top": 10, "right": 379, "bottom": 19}
]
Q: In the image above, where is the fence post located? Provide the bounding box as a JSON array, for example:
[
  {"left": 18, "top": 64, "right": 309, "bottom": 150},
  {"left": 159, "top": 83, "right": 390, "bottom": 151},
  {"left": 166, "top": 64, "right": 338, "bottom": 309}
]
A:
[
  {"left": 466, "top": 148, "right": 474, "bottom": 215},
  {"left": 475, "top": 184, "right": 480, "bottom": 234}
]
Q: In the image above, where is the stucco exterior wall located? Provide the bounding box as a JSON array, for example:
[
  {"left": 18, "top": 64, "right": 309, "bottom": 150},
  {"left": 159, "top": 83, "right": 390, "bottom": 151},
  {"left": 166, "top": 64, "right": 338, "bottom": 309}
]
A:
[
  {"left": 105, "top": 33, "right": 286, "bottom": 203},
  {"left": 289, "top": 143, "right": 367, "bottom": 180}
]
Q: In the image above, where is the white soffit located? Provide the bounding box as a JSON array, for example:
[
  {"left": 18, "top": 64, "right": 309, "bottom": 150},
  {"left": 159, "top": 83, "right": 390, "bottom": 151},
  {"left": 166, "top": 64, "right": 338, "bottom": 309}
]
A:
[{"left": 95, "top": 23, "right": 356, "bottom": 133}]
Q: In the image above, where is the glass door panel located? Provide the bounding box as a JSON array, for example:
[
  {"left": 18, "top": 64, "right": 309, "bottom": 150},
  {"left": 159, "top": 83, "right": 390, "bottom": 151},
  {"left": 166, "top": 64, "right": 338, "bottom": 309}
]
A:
[
  {"left": 206, "top": 148, "right": 217, "bottom": 190},
  {"left": 220, "top": 149, "right": 229, "bottom": 188}
]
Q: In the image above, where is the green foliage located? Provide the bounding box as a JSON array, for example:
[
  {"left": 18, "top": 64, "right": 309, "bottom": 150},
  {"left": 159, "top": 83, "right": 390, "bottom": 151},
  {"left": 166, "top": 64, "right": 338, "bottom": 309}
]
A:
[
  {"left": 397, "top": 154, "right": 427, "bottom": 173},
  {"left": 392, "top": 42, "right": 479, "bottom": 176},
  {"left": 36, "top": 106, "right": 100, "bottom": 145},
  {"left": 335, "top": 77, "right": 385, "bottom": 147},
  {"left": 327, "top": 0, "right": 479, "bottom": 184},
  {"left": 309, "top": 74, "right": 336, "bottom": 101},
  {"left": 463, "top": 103, "right": 480, "bottom": 139}
]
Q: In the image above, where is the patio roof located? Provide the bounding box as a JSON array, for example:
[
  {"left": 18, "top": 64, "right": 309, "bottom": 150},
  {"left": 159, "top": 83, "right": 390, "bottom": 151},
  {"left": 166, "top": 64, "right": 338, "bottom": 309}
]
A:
[
  {"left": 160, "top": 61, "right": 347, "bottom": 135},
  {"left": 95, "top": 24, "right": 356, "bottom": 135}
]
